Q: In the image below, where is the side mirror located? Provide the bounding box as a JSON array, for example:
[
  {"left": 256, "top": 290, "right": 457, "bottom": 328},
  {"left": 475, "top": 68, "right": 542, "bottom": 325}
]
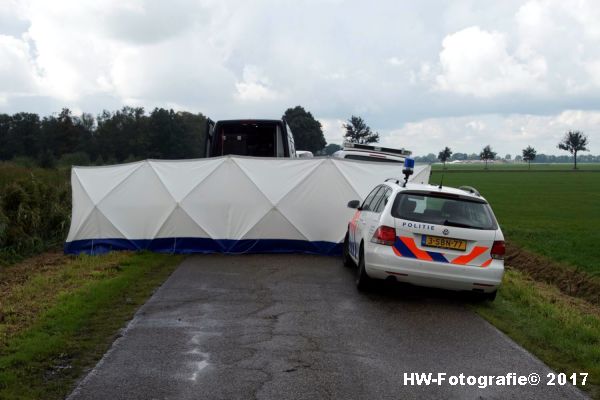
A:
[{"left": 347, "top": 200, "right": 360, "bottom": 209}]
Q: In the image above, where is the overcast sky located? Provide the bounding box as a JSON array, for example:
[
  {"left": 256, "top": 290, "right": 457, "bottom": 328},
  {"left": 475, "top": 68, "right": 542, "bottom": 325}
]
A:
[{"left": 1, "top": 0, "right": 599, "bottom": 156}]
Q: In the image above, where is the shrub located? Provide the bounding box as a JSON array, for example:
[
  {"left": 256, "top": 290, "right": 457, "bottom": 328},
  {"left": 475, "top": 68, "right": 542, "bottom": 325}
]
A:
[
  {"left": 0, "top": 207, "right": 8, "bottom": 247},
  {"left": 11, "top": 156, "right": 38, "bottom": 168},
  {"left": 0, "top": 173, "right": 70, "bottom": 264},
  {"left": 58, "top": 152, "right": 92, "bottom": 167}
]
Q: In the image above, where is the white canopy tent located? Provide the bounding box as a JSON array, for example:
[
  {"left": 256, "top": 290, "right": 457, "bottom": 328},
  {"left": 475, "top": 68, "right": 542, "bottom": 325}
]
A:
[{"left": 65, "top": 156, "right": 430, "bottom": 255}]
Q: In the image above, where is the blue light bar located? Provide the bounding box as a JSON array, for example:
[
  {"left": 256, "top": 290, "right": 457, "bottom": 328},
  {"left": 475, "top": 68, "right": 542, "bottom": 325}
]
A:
[{"left": 404, "top": 158, "right": 415, "bottom": 169}]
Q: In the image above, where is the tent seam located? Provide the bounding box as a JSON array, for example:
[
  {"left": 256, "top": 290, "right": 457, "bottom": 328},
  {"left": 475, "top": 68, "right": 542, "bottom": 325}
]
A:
[
  {"left": 239, "top": 207, "right": 312, "bottom": 243},
  {"left": 330, "top": 159, "right": 363, "bottom": 200},
  {"left": 231, "top": 157, "right": 279, "bottom": 207},
  {"left": 230, "top": 158, "right": 291, "bottom": 241},
  {"left": 80, "top": 162, "right": 144, "bottom": 206},
  {"left": 146, "top": 164, "right": 186, "bottom": 239},
  {"left": 177, "top": 158, "right": 227, "bottom": 204},
  {"left": 272, "top": 158, "right": 325, "bottom": 207},
  {"left": 67, "top": 175, "right": 99, "bottom": 241},
  {"left": 178, "top": 201, "right": 223, "bottom": 247}
]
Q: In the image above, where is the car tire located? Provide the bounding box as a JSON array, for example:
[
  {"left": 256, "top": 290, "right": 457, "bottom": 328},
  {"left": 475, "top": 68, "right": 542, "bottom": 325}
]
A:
[
  {"left": 342, "top": 231, "right": 355, "bottom": 268},
  {"left": 473, "top": 290, "right": 497, "bottom": 302},
  {"left": 356, "top": 245, "right": 373, "bottom": 291},
  {"left": 484, "top": 290, "right": 497, "bottom": 302}
]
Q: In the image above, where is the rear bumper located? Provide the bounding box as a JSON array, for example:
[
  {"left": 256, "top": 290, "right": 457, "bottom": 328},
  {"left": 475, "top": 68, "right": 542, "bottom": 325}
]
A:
[{"left": 365, "top": 244, "right": 504, "bottom": 293}]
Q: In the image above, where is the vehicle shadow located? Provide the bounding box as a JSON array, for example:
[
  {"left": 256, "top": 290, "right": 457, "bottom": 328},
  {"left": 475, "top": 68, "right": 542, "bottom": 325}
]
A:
[{"left": 342, "top": 263, "right": 486, "bottom": 306}]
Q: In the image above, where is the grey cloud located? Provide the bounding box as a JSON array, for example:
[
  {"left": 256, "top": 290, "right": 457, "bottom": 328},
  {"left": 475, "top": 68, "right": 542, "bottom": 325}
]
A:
[
  {"left": 0, "top": 0, "right": 598, "bottom": 155},
  {"left": 100, "top": 0, "right": 210, "bottom": 44},
  {"left": 0, "top": 17, "right": 29, "bottom": 37}
]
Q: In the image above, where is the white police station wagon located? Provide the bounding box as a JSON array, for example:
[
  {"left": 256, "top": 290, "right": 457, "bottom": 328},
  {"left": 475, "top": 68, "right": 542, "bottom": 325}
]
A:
[{"left": 342, "top": 168, "right": 505, "bottom": 301}]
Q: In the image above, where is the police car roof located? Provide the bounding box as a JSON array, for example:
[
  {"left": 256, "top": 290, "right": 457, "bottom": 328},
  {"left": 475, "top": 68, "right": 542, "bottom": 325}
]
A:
[{"left": 385, "top": 181, "right": 487, "bottom": 202}]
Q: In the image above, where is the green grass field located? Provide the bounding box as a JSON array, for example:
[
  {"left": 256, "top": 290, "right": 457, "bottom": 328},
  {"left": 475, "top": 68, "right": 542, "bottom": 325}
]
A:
[
  {"left": 428, "top": 165, "right": 600, "bottom": 275},
  {"left": 432, "top": 162, "right": 600, "bottom": 171}
]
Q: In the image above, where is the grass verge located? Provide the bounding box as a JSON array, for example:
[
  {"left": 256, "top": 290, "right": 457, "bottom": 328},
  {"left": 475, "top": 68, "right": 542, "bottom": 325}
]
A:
[
  {"left": 0, "top": 251, "right": 183, "bottom": 400},
  {"left": 473, "top": 268, "right": 600, "bottom": 399},
  {"left": 506, "top": 244, "right": 600, "bottom": 306}
]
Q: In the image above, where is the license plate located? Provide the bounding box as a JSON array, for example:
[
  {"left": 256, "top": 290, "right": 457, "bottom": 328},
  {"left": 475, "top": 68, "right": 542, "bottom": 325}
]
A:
[{"left": 421, "top": 235, "right": 467, "bottom": 251}]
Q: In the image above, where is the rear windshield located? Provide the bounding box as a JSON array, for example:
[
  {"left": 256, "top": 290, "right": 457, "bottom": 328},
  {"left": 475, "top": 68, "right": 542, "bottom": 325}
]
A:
[
  {"left": 391, "top": 192, "right": 498, "bottom": 230},
  {"left": 214, "top": 122, "right": 280, "bottom": 157}
]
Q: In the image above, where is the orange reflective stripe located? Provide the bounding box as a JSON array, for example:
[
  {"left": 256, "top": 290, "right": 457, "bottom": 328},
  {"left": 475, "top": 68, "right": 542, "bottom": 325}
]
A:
[
  {"left": 480, "top": 258, "right": 492, "bottom": 267},
  {"left": 400, "top": 237, "right": 433, "bottom": 261},
  {"left": 350, "top": 210, "right": 361, "bottom": 228},
  {"left": 451, "top": 246, "right": 488, "bottom": 265},
  {"left": 392, "top": 246, "right": 403, "bottom": 257}
]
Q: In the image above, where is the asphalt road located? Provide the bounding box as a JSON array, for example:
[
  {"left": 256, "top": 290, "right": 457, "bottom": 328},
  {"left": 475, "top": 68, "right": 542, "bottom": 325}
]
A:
[{"left": 68, "top": 254, "right": 586, "bottom": 400}]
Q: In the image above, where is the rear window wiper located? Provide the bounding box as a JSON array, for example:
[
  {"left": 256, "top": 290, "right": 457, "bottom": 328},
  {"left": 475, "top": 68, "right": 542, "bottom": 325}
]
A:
[{"left": 442, "top": 220, "right": 483, "bottom": 229}]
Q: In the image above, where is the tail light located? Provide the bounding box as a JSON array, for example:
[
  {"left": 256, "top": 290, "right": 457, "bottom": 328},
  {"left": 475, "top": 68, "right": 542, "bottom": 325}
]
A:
[
  {"left": 490, "top": 240, "right": 505, "bottom": 260},
  {"left": 371, "top": 226, "right": 396, "bottom": 246}
]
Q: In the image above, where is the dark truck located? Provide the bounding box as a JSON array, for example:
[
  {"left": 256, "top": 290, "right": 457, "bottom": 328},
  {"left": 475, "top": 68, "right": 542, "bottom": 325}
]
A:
[{"left": 205, "top": 119, "right": 297, "bottom": 158}]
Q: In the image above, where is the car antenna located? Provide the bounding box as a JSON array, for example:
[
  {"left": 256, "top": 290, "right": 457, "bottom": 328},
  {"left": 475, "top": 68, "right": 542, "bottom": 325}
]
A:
[{"left": 438, "top": 174, "right": 444, "bottom": 189}]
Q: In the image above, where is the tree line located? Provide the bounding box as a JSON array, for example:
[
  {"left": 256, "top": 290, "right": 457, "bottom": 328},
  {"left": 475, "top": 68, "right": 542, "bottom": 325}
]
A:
[
  {"left": 0, "top": 106, "right": 340, "bottom": 166},
  {"left": 433, "top": 131, "right": 592, "bottom": 169},
  {"left": 337, "top": 117, "right": 596, "bottom": 170},
  {"left": 0, "top": 107, "right": 209, "bottom": 167},
  {"left": 1, "top": 106, "right": 594, "bottom": 168},
  {"left": 0, "top": 105, "right": 386, "bottom": 165}
]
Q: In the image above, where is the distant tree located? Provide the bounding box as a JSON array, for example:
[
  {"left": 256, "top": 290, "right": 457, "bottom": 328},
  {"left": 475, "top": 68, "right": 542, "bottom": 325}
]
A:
[
  {"left": 51, "top": 109, "right": 81, "bottom": 156},
  {"left": 479, "top": 145, "right": 496, "bottom": 169},
  {"left": 283, "top": 106, "right": 326, "bottom": 153},
  {"left": 415, "top": 153, "right": 437, "bottom": 163},
  {"left": 437, "top": 146, "right": 452, "bottom": 169},
  {"left": 0, "top": 113, "right": 41, "bottom": 161},
  {"left": 505, "top": 154, "right": 511, "bottom": 160},
  {"left": 0, "top": 108, "right": 213, "bottom": 166},
  {"left": 514, "top": 155, "right": 523, "bottom": 162},
  {"left": 323, "top": 143, "right": 342, "bottom": 155},
  {"left": 14, "top": 113, "right": 41, "bottom": 158},
  {"left": 452, "top": 152, "right": 467, "bottom": 161},
  {"left": 177, "top": 111, "right": 208, "bottom": 157},
  {"left": 343, "top": 115, "right": 379, "bottom": 144},
  {"left": 71, "top": 112, "right": 95, "bottom": 160},
  {"left": 0, "top": 114, "right": 10, "bottom": 160},
  {"left": 558, "top": 130, "right": 589, "bottom": 169},
  {"left": 147, "top": 108, "right": 186, "bottom": 159},
  {"left": 96, "top": 107, "right": 148, "bottom": 161},
  {"left": 522, "top": 146, "right": 536, "bottom": 169}
]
